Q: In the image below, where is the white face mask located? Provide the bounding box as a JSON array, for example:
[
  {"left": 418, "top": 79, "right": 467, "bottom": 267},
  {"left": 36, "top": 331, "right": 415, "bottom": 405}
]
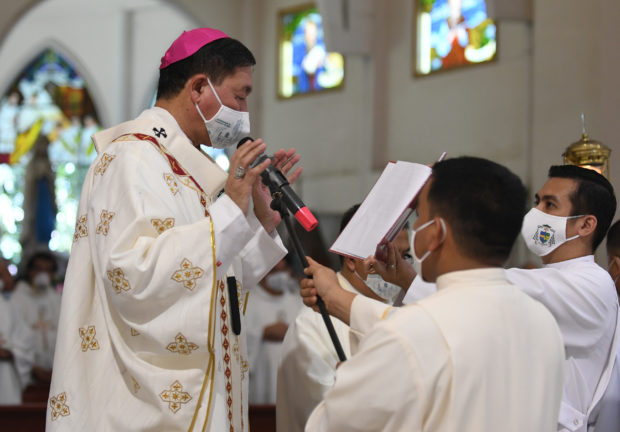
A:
[
  {"left": 355, "top": 270, "right": 402, "bottom": 305},
  {"left": 265, "top": 271, "right": 295, "bottom": 294},
  {"left": 521, "top": 208, "right": 582, "bottom": 257},
  {"left": 194, "top": 78, "right": 250, "bottom": 149},
  {"left": 411, "top": 218, "right": 446, "bottom": 282},
  {"left": 33, "top": 272, "right": 51, "bottom": 290}
]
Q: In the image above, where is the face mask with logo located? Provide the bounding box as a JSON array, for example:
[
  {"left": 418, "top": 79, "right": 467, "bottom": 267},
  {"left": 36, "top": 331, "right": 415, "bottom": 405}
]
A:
[
  {"left": 194, "top": 78, "right": 250, "bottom": 149},
  {"left": 411, "top": 218, "right": 446, "bottom": 281},
  {"left": 521, "top": 208, "right": 583, "bottom": 257}
]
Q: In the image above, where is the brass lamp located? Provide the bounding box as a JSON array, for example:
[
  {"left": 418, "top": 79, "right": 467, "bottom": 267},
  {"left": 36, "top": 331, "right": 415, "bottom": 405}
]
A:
[{"left": 562, "top": 114, "right": 611, "bottom": 179}]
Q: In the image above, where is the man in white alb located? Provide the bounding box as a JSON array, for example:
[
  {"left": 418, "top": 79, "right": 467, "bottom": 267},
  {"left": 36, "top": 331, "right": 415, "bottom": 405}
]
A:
[
  {"left": 300, "top": 156, "right": 564, "bottom": 431},
  {"left": 10, "top": 251, "right": 60, "bottom": 390},
  {"left": 589, "top": 219, "right": 620, "bottom": 432},
  {"left": 504, "top": 165, "right": 618, "bottom": 432},
  {"left": 47, "top": 28, "right": 301, "bottom": 431},
  {"left": 246, "top": 257, "right": 303, "bottom": 405},
  {"left": 276, "top": 204, "right": 416, "bottom": 432},
  {"left": 396, "top": 164, "right": 618, "bottom": 432},
  {"left": 0, "top": 258, "right": 34, "bottom": 404}
]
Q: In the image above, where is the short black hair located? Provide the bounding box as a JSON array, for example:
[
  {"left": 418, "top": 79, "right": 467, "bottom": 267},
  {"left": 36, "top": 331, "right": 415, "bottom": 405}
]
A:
[
  {"left": 548, "top": 165, "right": 616, "bottom": 251},
  {"left": 25, "top": 251, "right": 58, "bottom": 274},
  {"left": 428, "top": 157, "right": 527, "bottom": 264},
  {"left": 606, "top": 220, "right": 620, "bottom": 257},
  {"left": 157, "top": 37, "right": 256, "bottom": 100}
]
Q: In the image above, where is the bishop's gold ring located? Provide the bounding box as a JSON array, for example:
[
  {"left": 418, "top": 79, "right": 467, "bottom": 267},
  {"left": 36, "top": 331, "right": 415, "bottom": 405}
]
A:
[
  {"left": 388, "top": 264, "right": 395, "bottom": 269},
  {"left": 234, "top": 166, "right": 246, "bottom": 179}
]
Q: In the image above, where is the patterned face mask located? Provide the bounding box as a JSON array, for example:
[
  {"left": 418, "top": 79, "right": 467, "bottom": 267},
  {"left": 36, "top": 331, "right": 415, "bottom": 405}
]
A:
[
  {"left": 195, "top": 79, "right": 250, "bottom": 149},
  {"left": 355, "top": 270, "right": 402, "bottom": 305},
  {"left": 521, "top": 208, "right": 583, "bottom": 257}
]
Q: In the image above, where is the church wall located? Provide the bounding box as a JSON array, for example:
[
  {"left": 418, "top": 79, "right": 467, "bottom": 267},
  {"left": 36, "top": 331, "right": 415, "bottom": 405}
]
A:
[
  {"left": 256, "top": 0, "right": 532, "bottom": 218},
  {"left": 0, "top": 0, "right": 617, "bottom": 260},
  {"left": 531, "top": 0, "right": 620, "bottom": 261},
  {"left": 257, "top": 0, "right": 380, "bottom": 215},
  {"left": 384, "top": 0, "right": 531, "bottom": 185}
]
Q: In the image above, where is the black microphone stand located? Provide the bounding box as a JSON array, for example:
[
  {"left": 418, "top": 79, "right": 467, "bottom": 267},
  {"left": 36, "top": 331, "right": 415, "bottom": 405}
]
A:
[{"left": 270, "top": 192, "right": 347, "bottom": 362}]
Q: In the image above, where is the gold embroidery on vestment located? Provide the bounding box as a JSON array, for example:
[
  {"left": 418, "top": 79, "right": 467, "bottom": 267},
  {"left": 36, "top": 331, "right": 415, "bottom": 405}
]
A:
[
  {"left": 73, "top": 214, "right": 88, "bottom": 242},
  {"left": 131, "top": 376, "right": 140, "bottom": 394},
  {"left": 163, "top": 173, "right": 179, "bottom": 195},
  {"left": 160, "top": 380, "right": 192, "bottom": 413},
  {"left": 171, "top": 259, "right": 204, "bottom": 290},
  {"left": 96, "top": 210, "right": 115, "bottom": 235},
  {"left": 107, "top": 268, "right": 131, "bottom": 294},
  {"left": 49, "top": 392, "right": 70, "bottom": 420},
  {"left": 151, "top": 217, "right": 175, "bottom": 234},
  {"left": 79, "top": 325, "right": 100, "bottom": 351},
  {"left": 94, "top": 153, "right": 115, "bottom": 176},
  {"left": 167, "top": 332, "right": 198, "bottom": 355},
  {"left": 130, "top": 327, "right": 140, "bottom": 336}
]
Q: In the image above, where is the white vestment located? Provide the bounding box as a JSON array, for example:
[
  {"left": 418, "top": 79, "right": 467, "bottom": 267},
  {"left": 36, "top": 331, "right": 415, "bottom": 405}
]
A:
[
  {"left": 401, "top": 273, "right": 437, "bottom": 304},
  {"left": 506, "top": 256, "right": 619, "bottom": 432},
  {"left": 0, "top": 296, "right": 35, "bottom": 404},
  {"left": 245, "top": 285, "right": 303, "bottom": 404},
  {"left": 277, "top": 273, "right": 365, "bottom": 432},
  {"left": 589, "top": 349, "right": 619, "bottom": 432},
  {"left": 47, "top": 107, "right": 286, "bottom": 431},
  {"left": 306, "top": 268, "right": 565, "bottom": 432},
  {"left": 10, "top": 281, "right": 60, "bottom": 373}
]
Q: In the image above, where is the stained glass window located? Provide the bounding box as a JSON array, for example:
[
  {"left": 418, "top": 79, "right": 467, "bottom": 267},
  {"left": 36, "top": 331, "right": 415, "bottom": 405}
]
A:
[
  {"left": 0, "top": 49, "right": 100, "bottom": 262},
  {"left": 415, "top": 0, "right": 497, "bottom": 75},
  {"left": 278, "top": 4, "right": 345, "bottom": 98}
]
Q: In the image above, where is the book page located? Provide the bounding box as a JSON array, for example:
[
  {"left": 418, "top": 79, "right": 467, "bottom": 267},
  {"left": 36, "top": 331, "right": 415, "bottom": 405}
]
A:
[{"left": 330, "top": 161, "right": 432, "bottom": 260}]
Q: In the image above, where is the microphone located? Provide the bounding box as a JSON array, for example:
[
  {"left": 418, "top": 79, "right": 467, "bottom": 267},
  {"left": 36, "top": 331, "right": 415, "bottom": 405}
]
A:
[{"left": 237, "top": 137, "right": 318, "bottom": 231}]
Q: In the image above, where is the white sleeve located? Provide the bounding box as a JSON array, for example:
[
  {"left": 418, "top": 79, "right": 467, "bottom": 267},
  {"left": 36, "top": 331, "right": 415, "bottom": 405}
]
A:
[
  {"left": 505, "top": 267, "right": 617, "bottom": 349},
  {"left": 304, "top": 314, "right": 427, "bottom": 431},
  {"left": 348, "top": 295, "right": 393, "bottom": 336},
  {"left": 237, "top": 211, "right": 287, "bottom": 289},
  {"left": 277, "top": 310, "right": 349, "bottom": 432}
]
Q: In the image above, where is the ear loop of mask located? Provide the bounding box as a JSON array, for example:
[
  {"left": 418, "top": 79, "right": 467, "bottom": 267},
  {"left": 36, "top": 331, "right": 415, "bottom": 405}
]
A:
[
  {"left": 194, "top": 78, "right": 222, "bottom": 123},
  {"left": 565, "top": 214, "right": 586, "bottom": 242},
  {"left": 413, "top": 218, "right": 447, "bottom": 262}
]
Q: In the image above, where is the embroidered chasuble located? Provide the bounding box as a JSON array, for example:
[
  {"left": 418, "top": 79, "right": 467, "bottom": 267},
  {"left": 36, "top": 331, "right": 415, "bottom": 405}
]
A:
[{"left": 47, "top": 107, "right": 286, "bottom": 431}]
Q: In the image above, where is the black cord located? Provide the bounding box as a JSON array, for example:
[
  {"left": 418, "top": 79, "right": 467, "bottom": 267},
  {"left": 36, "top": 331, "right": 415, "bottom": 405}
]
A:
[{"left": 274, "top": 196, "right": 347, "bottom": 362}]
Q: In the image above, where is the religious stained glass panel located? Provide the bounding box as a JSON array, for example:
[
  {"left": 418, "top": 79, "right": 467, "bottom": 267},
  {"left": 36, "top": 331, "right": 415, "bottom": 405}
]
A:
[
  {"left": 278, "top": 4, "right": 345, "bottom": 99},
  {"left": 0, "top": 49, "right": 100, "bottom": 262},
  {"left": 415, "top": 0, "right": 497, "bottom": 75}
]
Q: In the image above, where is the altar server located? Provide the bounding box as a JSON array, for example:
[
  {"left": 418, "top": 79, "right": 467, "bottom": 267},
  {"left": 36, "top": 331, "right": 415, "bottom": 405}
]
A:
[{"left": 276, "top": 205, "right": 415, "bottom": 432}]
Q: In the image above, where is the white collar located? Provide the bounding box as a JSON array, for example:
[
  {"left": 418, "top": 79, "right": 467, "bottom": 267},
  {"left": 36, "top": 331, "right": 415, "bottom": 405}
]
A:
[
  {"left": 544, "top": 254, "right": 594, "bottom": 269},
  {"left": 435, "top": 267, "right": 508, "bottom": 291},
  {"left": 93, "top": 107, "right": 228, "bottom": 202}
]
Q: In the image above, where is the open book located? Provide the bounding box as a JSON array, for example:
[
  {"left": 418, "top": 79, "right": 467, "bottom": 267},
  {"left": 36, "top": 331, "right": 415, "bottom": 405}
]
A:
[{"left": 329, "top": 161, "right": 432, "bottom": 262}]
